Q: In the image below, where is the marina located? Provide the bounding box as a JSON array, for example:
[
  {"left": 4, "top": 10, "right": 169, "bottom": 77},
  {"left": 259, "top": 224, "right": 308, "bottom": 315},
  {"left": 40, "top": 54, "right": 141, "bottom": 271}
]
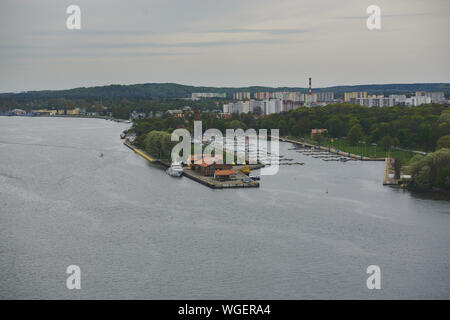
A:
[
  {"left": 278, "top": 137, "right": 386, "bottom": 161},
  {"left": 123, "top": 133, "right": 383, "bottom": 188}
]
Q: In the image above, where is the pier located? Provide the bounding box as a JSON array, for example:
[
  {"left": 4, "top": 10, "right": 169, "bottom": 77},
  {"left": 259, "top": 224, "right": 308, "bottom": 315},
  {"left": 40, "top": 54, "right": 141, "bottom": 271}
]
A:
[
  {"left": 182, "top": 167, "right": 260, "bottom": 189},
  {"left": 277, "top": 137, "right": 385, "bottom": 161},
  {"left": 124, "top": 141, "right": 260, "bottom": 189},
  {"left": 382, "top": 157, "right": 399, "bottom": 185},
  {"left": 124, "top": 141, "right": 164, "bottom": 165}
]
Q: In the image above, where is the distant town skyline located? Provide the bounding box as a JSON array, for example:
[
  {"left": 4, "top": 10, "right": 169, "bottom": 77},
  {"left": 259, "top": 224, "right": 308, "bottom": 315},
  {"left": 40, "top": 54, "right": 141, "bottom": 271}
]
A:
[{"left": 1, "top": 0, "right": 449, "bottom": 93}]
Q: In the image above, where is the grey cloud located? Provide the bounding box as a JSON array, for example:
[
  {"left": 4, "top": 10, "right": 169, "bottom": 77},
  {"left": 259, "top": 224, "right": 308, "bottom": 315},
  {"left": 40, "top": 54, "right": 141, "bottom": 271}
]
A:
[{"left": 208, "top": 28, "right": 311, "bottom": 35}]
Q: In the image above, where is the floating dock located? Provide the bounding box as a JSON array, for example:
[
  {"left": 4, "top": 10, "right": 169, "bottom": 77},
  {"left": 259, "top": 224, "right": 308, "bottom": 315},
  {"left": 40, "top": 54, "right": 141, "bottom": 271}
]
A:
[{"left": 277, "top": 137, "right": 385, "bottom": 161}]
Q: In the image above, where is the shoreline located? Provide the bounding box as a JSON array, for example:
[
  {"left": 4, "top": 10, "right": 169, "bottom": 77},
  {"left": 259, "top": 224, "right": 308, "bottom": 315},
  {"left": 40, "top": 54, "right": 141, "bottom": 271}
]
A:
[
  {"left": 123, "top": 141, "right": 261, "bottom": 189},
  {"left": 0, "top": 114, "right": 131, "bottom": 123}
]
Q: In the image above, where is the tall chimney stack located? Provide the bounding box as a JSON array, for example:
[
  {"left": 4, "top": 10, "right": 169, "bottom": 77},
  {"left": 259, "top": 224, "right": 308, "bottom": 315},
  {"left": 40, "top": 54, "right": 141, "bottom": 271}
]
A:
[{"left": 308, "top": 77, "right": 312, "bottom": 106}]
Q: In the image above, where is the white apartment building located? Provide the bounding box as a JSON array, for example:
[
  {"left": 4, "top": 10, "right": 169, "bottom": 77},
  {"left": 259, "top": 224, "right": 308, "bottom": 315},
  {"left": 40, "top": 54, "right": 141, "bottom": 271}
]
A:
[
  {"left": 405, "top": 95, "right": 432, "bottom": 106},
  {"left": 191, "top": 92, "right": 226, "bottom": 99},
  {"left": 316, "top": 92, "right": 334, "bottom": 102},
  {"left": 223, "top": 99, "right": 284, "bottom": 115},
  {"left": 351, "top": 97, "right": 395, "bottom": 107},
  {"left": 344, "top": 92, "right": 367, "bottom": 102},
  {"left": 233, "top": 92, "right": 251, "bottom": 100},
  {"left": 415, "top": 91, "right": 446, "bottom": 103},
  {"left": 389, "top": 95, "right": 407, "bottom": 103}
]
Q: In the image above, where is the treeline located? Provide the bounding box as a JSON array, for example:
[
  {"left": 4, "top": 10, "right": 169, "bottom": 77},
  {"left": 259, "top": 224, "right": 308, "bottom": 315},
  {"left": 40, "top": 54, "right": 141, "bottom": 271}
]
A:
[
  {"left": 0, "top": 96, "right": 219, "bottom": 118},
  {"left": 142, "top": 131, "right": 177, "bottom": 161},
  {"left": 132, "top": 104, "right": 450, "bottom": 152},
  {"left": 406, "top": 148, "right": 450, "bottom": 191},
  {"left": 2, "top": 82, "right": 450, "bottom": 100},
  {"left": 232, "top": 104, "right": 450, "bottom": 152}
]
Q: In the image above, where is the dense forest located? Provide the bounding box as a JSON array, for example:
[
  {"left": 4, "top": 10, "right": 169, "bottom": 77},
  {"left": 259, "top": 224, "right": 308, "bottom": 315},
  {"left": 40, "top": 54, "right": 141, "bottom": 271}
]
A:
[
  {"left": 0, "top": 96, "right": 220, "bottom": 116},
  {"left": 1, "top": 82, "right": 450, "bottom": 100}
]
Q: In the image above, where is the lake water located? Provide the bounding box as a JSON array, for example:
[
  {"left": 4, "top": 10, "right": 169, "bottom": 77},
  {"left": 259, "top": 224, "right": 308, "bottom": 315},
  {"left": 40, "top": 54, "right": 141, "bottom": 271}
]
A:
[{"left": 0, "top": 117, "right": 449, "bottom": 299}]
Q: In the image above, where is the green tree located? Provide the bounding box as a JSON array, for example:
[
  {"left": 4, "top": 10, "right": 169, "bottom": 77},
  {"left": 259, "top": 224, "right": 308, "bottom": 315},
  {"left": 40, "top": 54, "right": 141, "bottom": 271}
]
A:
[
  {"left": 436, "top": 135, "right": 450, "bottom": 150},
  {"left": 406, "top": 148, "right": 450, "bottom": 190},
  {"left": 379, "top": 136, "right": 396, "bottom": 151},
  {"left": 227, "top": 120, "right": 248, "bottom": 130},
  {"left": 393, "top": 158, "right": 403, "bottom": 179},
  {"left": 347, "top": 124, "right": 364, "bottom": 145},
  {"left": 144, "top": 131, "right": 175, "bottom": 160}
]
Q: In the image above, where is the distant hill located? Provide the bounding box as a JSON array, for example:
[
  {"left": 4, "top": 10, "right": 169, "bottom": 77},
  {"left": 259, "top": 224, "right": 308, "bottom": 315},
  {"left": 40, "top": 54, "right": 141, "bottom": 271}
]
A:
[{"left": 1, "top": 82, "right": 450, "bottom": 99}]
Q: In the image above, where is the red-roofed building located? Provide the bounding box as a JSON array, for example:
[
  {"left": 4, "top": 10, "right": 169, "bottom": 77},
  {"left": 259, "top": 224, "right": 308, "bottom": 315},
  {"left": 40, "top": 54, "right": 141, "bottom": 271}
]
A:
[
  {"left": 311, "top": 128, "right": 328, "bottom": 139},
  {"left": 214, "top": 169, "right": 237, "bottom": 181},
  {"left": 190, "top": 154, "right": 232, "bottom": 176}
]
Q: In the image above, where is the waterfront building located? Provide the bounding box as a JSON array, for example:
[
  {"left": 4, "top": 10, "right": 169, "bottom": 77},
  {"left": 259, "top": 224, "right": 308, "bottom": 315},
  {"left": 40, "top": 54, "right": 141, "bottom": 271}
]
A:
[
  {"left": 66, "top": 108, "right": 80, "bottom": 115},
  {"left": 214, "top": 169, "right": 237, "bottom": 181},
  {"left": 11, "top": 109, "right": 26, "bottom": 116},
  {"left": 33, "top": 109, "right": 57, "bottom": 116},
  {"left": 194, "top": 161, "right": 215, "bottom": 176},
  {"left": 192, "top": 155, "right": 232, "bottom": 177},
  {"left": 311, "top": 128, "right": 328, "bottom": 139},
  {"left": 131, "top": 110, "right": 146, "bottom": 119}
]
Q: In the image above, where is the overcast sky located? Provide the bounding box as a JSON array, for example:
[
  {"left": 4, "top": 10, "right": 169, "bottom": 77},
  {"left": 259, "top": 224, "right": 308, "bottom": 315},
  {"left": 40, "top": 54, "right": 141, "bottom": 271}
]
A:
[{"left": 0, "top": 0, "right": 449, "bottom": 92}]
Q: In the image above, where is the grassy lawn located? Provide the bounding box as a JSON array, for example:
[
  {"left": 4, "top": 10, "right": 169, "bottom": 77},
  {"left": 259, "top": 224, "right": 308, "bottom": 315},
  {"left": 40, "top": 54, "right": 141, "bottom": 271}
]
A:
[{"left": 287, "top": 136, "right": 416, "bottom": 163}]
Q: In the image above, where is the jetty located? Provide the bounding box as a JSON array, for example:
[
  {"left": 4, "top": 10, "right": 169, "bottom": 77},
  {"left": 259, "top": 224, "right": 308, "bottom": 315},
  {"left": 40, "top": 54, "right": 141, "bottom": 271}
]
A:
[
  {"left": 382, "top": 157, "right": 399, "bottom": 185},
  {"left": 124, "top": 141, "right": 260, "bottom": 189},
  {"left": 277, "top": 137, "right": 385, "bottom": 161},
  {"left": 124, "top": 141, "right": 165, "bottom": 166}
]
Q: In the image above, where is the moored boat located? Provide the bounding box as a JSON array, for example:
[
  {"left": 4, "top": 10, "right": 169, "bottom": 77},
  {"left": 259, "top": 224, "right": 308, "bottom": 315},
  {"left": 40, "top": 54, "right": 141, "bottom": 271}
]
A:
[{"left": 166, "top": 162, "right": 184, "bottom": 177}]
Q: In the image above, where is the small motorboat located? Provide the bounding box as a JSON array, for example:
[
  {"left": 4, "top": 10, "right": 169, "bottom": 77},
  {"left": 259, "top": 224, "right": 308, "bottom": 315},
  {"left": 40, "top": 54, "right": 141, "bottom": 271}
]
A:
[{"left": 166, "top": 162, "right": 184, "bottom": 177}]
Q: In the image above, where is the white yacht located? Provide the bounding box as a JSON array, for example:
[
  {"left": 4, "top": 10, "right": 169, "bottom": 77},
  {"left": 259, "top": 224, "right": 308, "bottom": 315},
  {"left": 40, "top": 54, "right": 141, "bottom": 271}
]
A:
[{"left": 166, "top": 162, "right": 184, "bottom": 177}]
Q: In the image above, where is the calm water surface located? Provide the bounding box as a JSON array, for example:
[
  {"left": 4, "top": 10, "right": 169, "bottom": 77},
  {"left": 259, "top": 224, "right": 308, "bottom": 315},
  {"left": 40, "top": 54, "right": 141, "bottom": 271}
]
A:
[{"left": 0, "top": 117, "right": 449, "bottom": 299}]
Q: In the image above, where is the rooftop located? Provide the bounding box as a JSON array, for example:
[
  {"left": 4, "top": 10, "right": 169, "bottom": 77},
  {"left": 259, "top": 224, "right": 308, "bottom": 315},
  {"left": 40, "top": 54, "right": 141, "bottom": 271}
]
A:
[{"left": 215, "top": 169, "right": 237, "bottom": 176}]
